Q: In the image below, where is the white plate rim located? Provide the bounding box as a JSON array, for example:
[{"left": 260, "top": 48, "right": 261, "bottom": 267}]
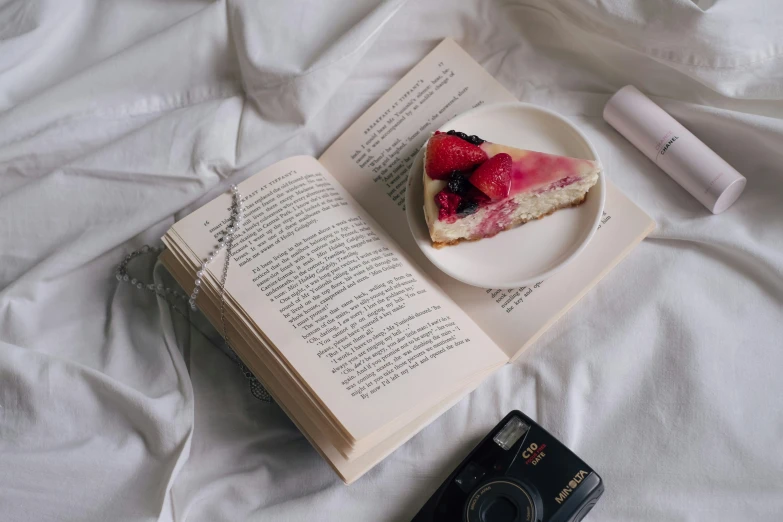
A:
[{"left": 404, "top": 101, "right": 606, "bottom": 289}]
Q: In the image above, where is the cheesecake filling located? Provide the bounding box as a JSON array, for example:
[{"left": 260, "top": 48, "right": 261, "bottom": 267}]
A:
[{"left": 426, "top": 175, "right": 597, "bottom": 245}]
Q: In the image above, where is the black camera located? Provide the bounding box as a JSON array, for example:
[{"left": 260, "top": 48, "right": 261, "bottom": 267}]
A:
[{"left": 412, "top": 411, "right": 604, "bottom": 522}]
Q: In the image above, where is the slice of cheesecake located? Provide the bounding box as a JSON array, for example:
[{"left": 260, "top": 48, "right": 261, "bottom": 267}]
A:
[{"left": 423, "top": 131, "right": 601, "bottom": 247}]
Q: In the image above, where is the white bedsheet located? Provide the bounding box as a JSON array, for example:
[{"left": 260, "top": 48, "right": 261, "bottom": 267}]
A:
[{"left": 1, "top": 1, "right": 782, "bottom": 520}]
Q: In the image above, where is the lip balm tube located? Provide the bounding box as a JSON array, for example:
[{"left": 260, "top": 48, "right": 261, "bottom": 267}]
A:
[{"left": 603, "top": 85, "right": 746, "bottom": 214}]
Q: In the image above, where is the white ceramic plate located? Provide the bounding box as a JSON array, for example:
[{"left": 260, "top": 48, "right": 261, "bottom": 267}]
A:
[{"left": 405, "top": 102, "right": 606, "bottom": 289}]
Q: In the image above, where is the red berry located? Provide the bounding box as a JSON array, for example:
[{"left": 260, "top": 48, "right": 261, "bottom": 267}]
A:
[
  {"left": 435, "top": 190, "right": 462, "bottom": 221},
  {"left": 469, "top": 153, "right": 511, "bottom": 200},
  {"left": 425, "top": 134, "right": 488, "bottom": 180}
]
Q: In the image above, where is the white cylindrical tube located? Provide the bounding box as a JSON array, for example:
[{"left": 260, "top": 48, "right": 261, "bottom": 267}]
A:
[{"left": 603, "top": 85, "right": 746, "bottom": 214}]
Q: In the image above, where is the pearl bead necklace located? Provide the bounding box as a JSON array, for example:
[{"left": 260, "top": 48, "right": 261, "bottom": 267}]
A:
[
  {"left": 189, "top": 184, "right": 244, "bottom": 311},
  {"left": 115, "top": 244, "right": 185, "bottom": 299},
  {"left": 114, "top": 183, "right": 271, "bottom": 402}
]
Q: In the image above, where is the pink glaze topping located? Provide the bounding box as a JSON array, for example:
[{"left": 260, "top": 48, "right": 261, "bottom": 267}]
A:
[{"left": 479, "top": 143, "right": 596, "bottom": 195}]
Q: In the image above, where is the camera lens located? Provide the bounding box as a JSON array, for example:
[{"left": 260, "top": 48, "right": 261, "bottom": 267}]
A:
[
  {"left": 483, "top": 496, "right": 517, "bottom": 521},
  {"left": 464, "top": 479, "right": 537, "bottom": 522}
]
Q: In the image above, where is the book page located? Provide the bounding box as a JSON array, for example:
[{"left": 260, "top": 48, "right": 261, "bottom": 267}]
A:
[
  {"left": 170, "top": 156, "right": 507, "bottom": 441},
  {"left": 319, "top": 38, "right": 655, "bottom": 359},
  {"left": 157, "top": 254, "right": 497, "bottom": 482}
]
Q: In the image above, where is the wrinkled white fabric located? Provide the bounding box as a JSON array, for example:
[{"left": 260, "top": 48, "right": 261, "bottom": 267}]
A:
[{"left": 1, "top": 0, "right": 782, "bottom": 521}]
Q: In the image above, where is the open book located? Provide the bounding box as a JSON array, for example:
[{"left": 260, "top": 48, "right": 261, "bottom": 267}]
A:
[{"left": 161, "top": 39, "right": 655, "bottom": 484}]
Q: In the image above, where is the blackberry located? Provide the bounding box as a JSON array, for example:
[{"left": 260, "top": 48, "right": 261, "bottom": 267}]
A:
[
  {"left": 456, "top": 199, "right": 479, "bottom": 217},
  {"left": 446, "top": 130, "right": 484, "bottom": 145},
  {"left": 447, "top": 171, "right": 469, "bottom": 195}
]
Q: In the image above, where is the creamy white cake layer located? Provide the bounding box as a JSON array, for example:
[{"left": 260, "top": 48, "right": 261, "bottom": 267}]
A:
[{"left": 424, "top": 174, "right": 598, "bottom": 245}]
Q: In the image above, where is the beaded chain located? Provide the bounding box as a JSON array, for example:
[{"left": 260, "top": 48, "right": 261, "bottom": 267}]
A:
[
  {"left": 115, "top": 184, "right": 272, "bottom": 402},
  {"left": 188, "top": 184, "right": 243, "bottom": 314}
]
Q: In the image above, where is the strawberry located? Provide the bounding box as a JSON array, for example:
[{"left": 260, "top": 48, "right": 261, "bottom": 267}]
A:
[
  {"left": 469, "top": 153, "right": 511, "bottom": 200},
  {"left": 435, "top": 189, "right": 462, "bottom": 221},
  {"left": 425, "top": 133, "right": 488, "bottom": 180}
]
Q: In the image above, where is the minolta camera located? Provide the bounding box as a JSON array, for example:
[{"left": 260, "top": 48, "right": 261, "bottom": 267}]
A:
[{"left": 412, "top": 411, "right": 604, "bottom": 522}]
